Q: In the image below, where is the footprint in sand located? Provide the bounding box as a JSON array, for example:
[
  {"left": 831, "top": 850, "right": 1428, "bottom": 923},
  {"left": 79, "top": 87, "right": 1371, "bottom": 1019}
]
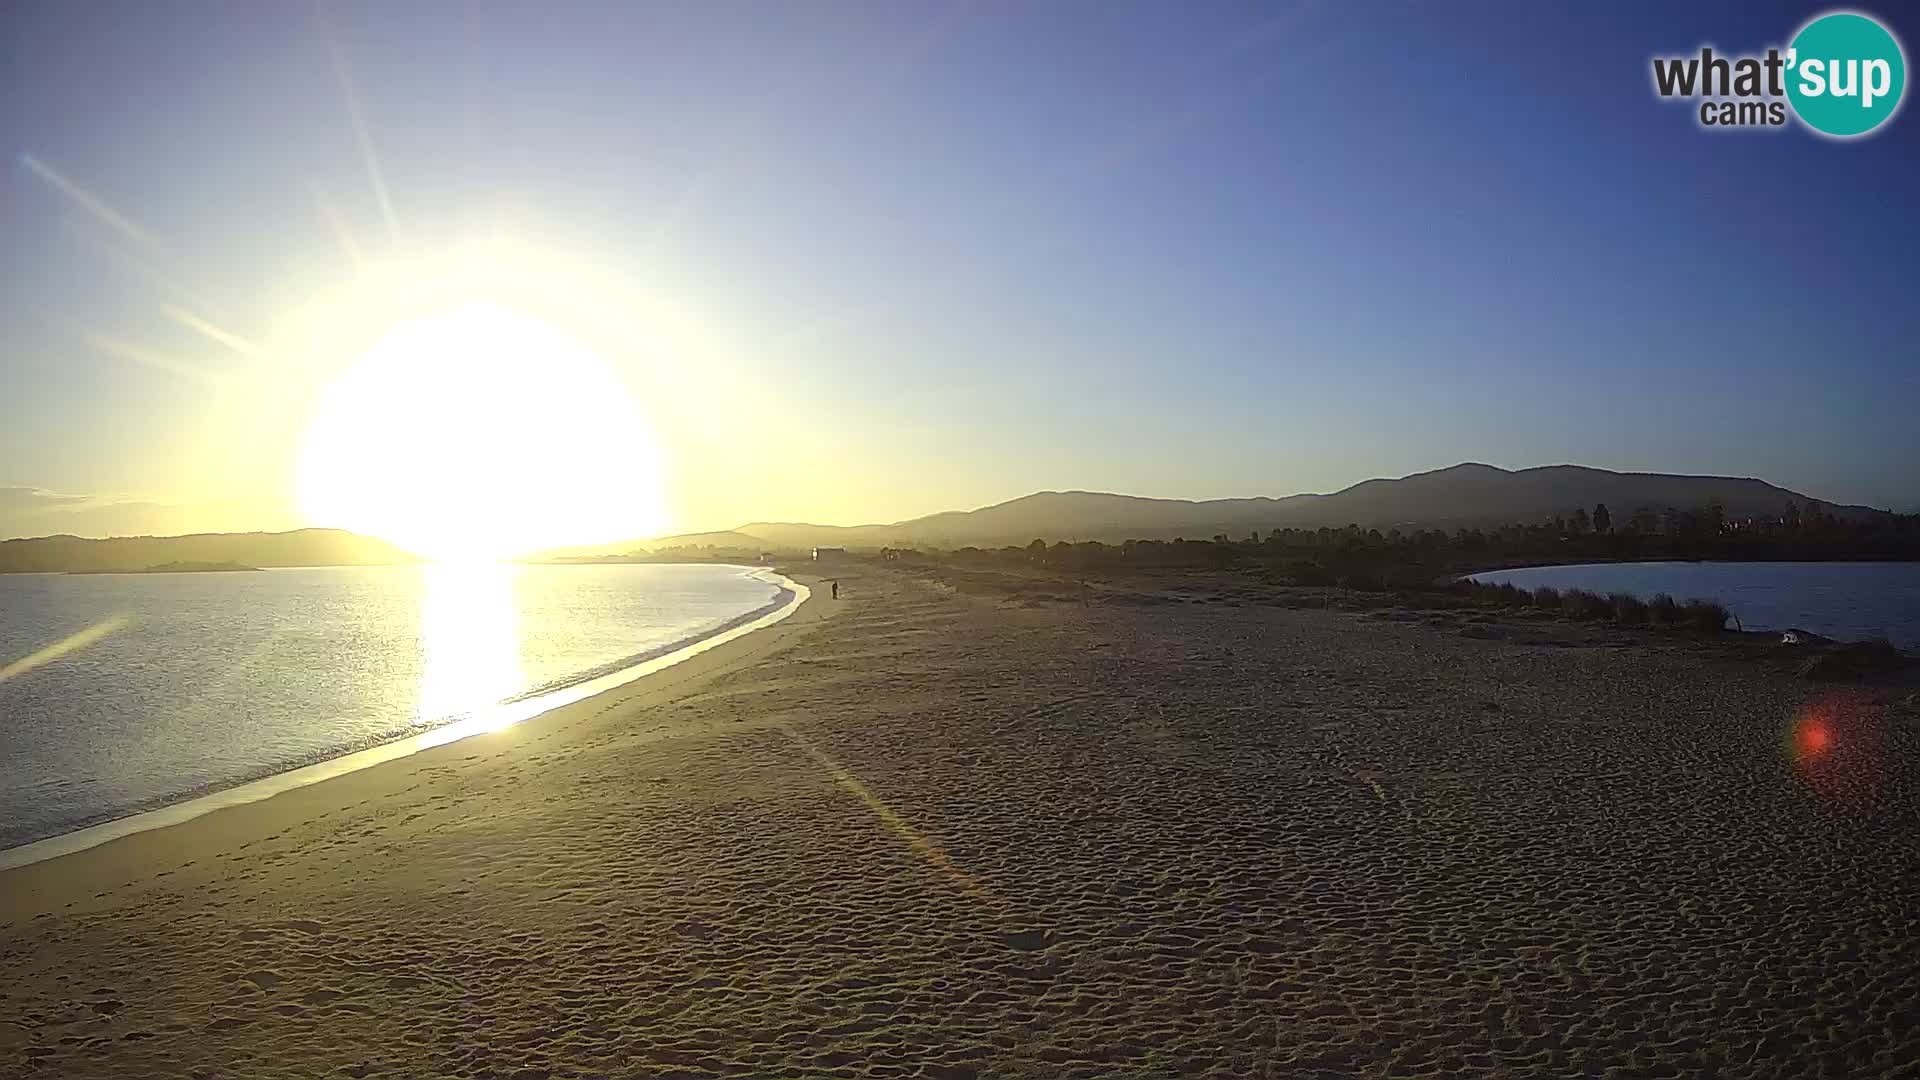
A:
[{"left": 1000, "top": 928, "right": 1053, "bottom": 952}]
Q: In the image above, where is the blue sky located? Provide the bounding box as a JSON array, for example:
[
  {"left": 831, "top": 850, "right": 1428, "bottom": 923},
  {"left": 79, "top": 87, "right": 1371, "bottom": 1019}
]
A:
[{"left": 2, "top": 1, "right": 1916, "bottom": 540}]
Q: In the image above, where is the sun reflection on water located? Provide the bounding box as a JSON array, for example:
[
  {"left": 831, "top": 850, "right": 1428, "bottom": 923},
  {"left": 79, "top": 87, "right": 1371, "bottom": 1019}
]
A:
[{"left": 416, "top": 561, "right": 524, "bottom": 744}]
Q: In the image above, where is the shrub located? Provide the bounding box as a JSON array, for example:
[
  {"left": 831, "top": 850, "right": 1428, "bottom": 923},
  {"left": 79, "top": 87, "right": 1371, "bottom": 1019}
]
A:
[
  {"left": 1530, "top": 585, "right": 1561, "bottom": 610},
  {"left": 1339, "top": 570, "right": 1386, "bottom": 592},
  {"left": 1383, "top": 565, "right": 1443, "bottom": 591},
  {"left": 1610, "top": 592, "right": 1649, "bottom": 624},
  {"left": 1795, "top": 638, "right": 1905, "bottom": 680},
  {"left": 1563, "top": 589, "right": 1610, "bottom": 620},
  {"left": 1287, "top": 560, "right": 1334, "bottom": 587},
  {"left": 1680, "top": 598, "right": 1730, "bottom": 632},
  {"left": 1647, "top": 593, "right": 1680, "bottom": 625},
  {"left": 1460, "top": 579, "right": 1541, "bottom": 609}
]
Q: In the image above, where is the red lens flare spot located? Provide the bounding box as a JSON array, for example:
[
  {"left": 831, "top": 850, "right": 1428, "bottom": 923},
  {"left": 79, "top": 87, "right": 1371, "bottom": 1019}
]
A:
[
  {"left": 1796, "top": 720, "right": 1833, "bottom": 757},
  {"left": 1788, "top": 693, "right": 1886, "bottom": 803},
  {"left": 1791, "top": 705, "right": 1839, "bottom": 762}
]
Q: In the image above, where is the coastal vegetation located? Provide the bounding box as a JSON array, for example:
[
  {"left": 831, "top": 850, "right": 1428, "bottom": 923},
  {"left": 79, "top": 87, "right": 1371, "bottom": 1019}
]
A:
[
  {"left": 920, "top": 498, "right": 1918, "bottom": 592},
  {"left": 0, "top": 529, "right": 415, "bottom": 575},
  {"left": 806, "top": 501, "right": 1920, "bottom": 659},
  {"left": 67, "top": 561, "right": 262, "bottom": 575}
]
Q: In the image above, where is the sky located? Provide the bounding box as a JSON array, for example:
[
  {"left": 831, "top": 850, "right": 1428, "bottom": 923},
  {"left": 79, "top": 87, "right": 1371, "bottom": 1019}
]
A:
[{"left": 2, "top": 0, "right": 1917, "bottom": 545}]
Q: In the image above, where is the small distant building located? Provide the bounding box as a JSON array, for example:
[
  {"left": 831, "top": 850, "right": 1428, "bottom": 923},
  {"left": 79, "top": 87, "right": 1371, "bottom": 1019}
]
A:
[{"left": 812, "top": 546, "right": 846, "bottom": 561}]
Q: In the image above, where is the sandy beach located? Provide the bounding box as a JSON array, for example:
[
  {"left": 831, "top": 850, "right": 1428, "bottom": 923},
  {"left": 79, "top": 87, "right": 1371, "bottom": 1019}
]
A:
[{"left": 3, "top": 565, "right": 1917, "bottom": 1078}]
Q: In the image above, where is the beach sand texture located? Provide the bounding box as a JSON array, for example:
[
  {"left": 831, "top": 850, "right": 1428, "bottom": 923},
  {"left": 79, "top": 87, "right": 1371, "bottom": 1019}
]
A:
[{"left": 2, "top": 569, "right": 1916, "bottom": 1078}]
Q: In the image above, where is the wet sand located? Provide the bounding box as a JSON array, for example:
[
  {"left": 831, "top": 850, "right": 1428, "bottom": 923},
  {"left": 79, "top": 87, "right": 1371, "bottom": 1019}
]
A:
[{"left": 2, "top": 567, "right": 1917, "bottom": 1078}]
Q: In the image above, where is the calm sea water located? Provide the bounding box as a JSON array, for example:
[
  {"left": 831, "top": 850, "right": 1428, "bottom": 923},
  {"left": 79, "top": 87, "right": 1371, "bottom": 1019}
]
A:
[
  {"left": 0, "top": 563, "right": 788, "bottom": 849},
  {"left": 1468, "top": 561, "right": 1920, "bottom": 648}
]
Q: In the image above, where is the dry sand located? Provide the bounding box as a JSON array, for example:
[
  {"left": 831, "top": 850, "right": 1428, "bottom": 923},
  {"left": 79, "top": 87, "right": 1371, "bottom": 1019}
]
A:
[{"left": 2, "top": 566, "right": 1917, "bottom": 1078}]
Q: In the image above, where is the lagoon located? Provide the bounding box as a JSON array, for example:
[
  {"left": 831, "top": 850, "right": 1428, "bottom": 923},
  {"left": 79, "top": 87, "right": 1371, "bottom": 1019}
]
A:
[{"left": 1468, "top": 561, "right": 1920, "bottom": 648}]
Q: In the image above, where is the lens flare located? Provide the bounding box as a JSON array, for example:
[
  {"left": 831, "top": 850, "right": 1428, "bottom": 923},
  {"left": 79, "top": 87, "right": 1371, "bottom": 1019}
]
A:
[
  {"left": 1786, "top": 693, "right": 1886, "bottom": 803},
  {"left": 1793, "top": 711, "right": 1835, "bottom": 760},
  {"left": 0, "top": 616, "right": 130, "bottom": 684}
]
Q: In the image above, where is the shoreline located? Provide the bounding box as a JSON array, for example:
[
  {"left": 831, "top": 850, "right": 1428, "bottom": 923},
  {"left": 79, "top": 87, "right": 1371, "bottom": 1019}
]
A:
[
  {"left": 0, "top": 569, "right": 811, "bottom": 872},
  {"left": 2, "top": 564, "right": 1916, "bottom": 1076}
]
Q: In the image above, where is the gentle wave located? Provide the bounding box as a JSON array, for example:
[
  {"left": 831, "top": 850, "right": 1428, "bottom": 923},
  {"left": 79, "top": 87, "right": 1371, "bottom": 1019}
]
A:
[
  {"left": 0, "top": 563, "right": 794, "bottom": 850},
  {"left": 500, "top": 587, "right": 794, "bottom": 705}
]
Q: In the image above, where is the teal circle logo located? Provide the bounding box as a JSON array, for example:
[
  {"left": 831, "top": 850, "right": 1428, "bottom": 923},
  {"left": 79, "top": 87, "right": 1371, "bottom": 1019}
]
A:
[{"left": 1786, "top": 11, "right": 1907, "bottom": 137}]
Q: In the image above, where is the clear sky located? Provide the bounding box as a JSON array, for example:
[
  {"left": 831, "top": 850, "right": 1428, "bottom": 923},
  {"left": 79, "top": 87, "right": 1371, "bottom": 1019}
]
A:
[{"left": 3, "top": 1, "right": 1917, "bottom": 545}]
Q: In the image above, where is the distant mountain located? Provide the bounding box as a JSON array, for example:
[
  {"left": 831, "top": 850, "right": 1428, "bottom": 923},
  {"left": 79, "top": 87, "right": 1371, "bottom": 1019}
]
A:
[
  {"left": 1235, "top": 462, "right": 1887, "bottom": 535},
  {"left": 533, "top": 530, "right": 772, "bottom": 560},
  {"left": 0, "top": 529, "right": 417, "bottom": 574},
  {"left": 643, "top": 464, "right": 1886, "bottom": 552},
  {"left": 32, "top": 466, "right": 1868, "bottom": 567}
]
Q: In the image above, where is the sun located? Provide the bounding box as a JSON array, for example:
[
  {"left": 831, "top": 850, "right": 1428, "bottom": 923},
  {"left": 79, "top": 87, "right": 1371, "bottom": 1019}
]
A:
[{"left": 296, "top": 302, "right": 669, "bottom": 561}]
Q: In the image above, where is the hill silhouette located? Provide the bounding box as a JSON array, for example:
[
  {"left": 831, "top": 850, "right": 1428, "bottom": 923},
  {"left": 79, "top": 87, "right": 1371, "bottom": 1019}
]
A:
[
  {"left": 0, "top": 465, "right": 1886, "bottom": 565},
  {"left": 640, "top": 463, "right": 1885, "bottom": 552},
  {"left": 0, "top": 529, "right": 417, "bottom": 574}
]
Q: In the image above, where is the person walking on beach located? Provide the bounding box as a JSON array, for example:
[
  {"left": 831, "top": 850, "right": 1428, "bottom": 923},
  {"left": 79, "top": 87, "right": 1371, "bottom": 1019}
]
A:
[{"left": 831, "top": 580, "right": 839, "bottom": 600}]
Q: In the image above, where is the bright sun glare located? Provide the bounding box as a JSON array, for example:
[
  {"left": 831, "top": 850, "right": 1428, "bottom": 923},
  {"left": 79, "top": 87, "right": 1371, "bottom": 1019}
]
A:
[{"left": 297, "top": 303, "right": 668, "bottom": 561}]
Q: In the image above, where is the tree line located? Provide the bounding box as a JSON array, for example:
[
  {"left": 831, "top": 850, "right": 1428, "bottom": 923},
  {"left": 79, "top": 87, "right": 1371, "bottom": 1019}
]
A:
[{"left": 912, "top": 500, "right": 1920, "bottom": 590}]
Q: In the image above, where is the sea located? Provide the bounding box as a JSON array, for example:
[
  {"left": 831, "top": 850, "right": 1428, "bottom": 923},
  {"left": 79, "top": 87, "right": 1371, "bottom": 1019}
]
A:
[
  {"left": 0, "top": 563, "right": 791, "bottom": 851},
  {"left": 1467, "top": 561, "right": 1920, "bottom": 649}
]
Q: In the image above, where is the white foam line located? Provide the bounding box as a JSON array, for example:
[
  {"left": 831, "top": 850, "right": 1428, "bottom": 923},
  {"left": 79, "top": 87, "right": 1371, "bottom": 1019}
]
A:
[{"left": 0, "top": 570, "right": 809, "bottom": 872}]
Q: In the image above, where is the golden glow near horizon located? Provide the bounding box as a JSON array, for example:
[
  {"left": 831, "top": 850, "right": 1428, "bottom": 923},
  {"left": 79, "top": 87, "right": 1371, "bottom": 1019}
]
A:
[{"left": 296, "top": 300, "right": 669, "bottom": 561}]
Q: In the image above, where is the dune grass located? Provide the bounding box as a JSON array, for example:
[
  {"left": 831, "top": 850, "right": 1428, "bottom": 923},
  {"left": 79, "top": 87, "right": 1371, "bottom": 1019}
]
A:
[{"left": 1460, "top": 579, "right": 1727, "bottom": 633}]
